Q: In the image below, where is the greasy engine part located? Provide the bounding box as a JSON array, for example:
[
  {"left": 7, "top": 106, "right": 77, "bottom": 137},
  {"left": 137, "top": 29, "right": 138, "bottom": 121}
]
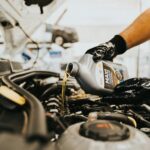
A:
[
  {"left": 0, "top": 69, "right": 149, "bottom": 150},
  {"left": 128, "top": 110, "right": 150, "bottom": 128},
  {"left": 1, "top": 70, "right": 59, "bottom": 142},
  {"left": 112, "top": 104, "right": 150, "bottom": 130},
  {"left": 45, "top": 113, "right": 87, "bottom": 137},
  {"left": 68, "top": 100, "right": 150, "bottom": 137},
  {"left": 40, "top": 77, "right": 81, "bottom": 116},
  {"left": 42, "top": 97, "right": 63, "bottom": 115},
  {"left": 102, "top": 78, "right": 150, "bottom": 104},
  {"left": 0, "top": 105, "right": 26, "bottom": 134},
  {"left": 7, "top": 71, "right": 150, "bottom": 138},
  {"left": 68, "top": 99, "right": 113, "bottom": 116},
  {"left": 40, "top": 78, "right": 80, "bottom": 100}
]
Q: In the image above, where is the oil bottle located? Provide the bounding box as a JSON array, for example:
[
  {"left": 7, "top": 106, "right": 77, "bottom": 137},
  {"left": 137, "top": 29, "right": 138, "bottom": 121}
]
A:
[{"left": 67, "top": 54, "right": 128, "bottom": 95}]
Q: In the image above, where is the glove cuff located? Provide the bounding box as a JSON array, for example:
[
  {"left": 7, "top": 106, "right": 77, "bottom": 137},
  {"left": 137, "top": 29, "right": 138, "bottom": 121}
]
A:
[{"left": 110, "top": 35, "right": 127, "bottom": 55}]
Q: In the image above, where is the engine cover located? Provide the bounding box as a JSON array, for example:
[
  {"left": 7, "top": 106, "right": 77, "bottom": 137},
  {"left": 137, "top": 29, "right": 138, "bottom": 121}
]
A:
[{"left": 54, "top": 120, "right": 150, "bottom": 150}]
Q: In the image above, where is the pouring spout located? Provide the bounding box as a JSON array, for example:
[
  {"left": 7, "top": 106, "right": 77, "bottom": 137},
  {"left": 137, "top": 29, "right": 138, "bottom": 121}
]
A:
[{"left": 67, "top": 62, "right": 79, "bottom": 76}]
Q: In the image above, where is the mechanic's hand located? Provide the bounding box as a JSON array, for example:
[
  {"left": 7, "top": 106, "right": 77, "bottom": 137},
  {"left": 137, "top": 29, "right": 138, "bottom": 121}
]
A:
[
  {"left": 85, "top": 35, "right": 127, "bottom": 62},
  {"left": 102, "top": 78, "right": 150, "bottom": 104},
  {"left": 86, "top": 42, "right": 116, "bottom": 61}
]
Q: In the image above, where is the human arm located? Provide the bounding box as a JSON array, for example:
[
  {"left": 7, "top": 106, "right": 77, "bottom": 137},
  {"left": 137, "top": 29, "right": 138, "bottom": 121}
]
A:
[
  {"left": 86, "top": 8, "right": 150, "bottom": 61},
  {"left": 120, "top": 8, "right": 150, "bottom": 49}
]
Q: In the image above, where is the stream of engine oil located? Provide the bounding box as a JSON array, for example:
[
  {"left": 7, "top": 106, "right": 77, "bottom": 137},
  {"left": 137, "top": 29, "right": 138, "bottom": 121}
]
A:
[{"left": 61, "top": 71, "right": 70, "bottom": 107}]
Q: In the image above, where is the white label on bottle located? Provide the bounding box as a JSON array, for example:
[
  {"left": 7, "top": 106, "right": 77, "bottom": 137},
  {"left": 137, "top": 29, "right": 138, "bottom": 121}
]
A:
[
  {"left": 95, "top": 62, "right": 104, "bottom": 88},
  {"left": 104, "top": 68, "right": 113, "bottom": 85}
]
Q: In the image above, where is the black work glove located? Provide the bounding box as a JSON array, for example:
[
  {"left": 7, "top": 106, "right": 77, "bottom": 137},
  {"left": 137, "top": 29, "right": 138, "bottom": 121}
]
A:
[
  {"left": 102, "top": 78, "right": 150, "bottom": 104},
  {"left": 86, "top": 35, "right": 127, "bottom": 61}
]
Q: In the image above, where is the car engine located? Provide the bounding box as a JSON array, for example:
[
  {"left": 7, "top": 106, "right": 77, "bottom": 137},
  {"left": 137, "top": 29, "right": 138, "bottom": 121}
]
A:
[{"left": 0, "top": 59, "right": 149, "bottom": 150}]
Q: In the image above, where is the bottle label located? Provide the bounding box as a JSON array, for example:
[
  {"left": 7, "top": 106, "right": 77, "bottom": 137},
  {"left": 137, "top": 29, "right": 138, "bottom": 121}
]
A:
[
  {"left": 103, "top": 63, "right": 116, "bottom": 89},
  {"left": 95, "top": 62, "right": 104, "bottom": 88},
  {"left": 96, "top": 61, "right": 128, "bottom": 90}
]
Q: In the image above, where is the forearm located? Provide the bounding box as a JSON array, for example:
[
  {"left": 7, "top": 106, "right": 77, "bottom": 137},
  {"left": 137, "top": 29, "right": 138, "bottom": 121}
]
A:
[
  {"left": 85, "top": 9, "right": 150, "bottom": 61},
  {"left": 120, "top": 8, "right": 150, "bottom": 49}
]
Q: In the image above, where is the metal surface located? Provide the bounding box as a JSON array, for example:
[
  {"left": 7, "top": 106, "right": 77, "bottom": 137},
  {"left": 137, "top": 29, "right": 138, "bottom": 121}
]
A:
[{"left": 0, "top": 0, "right": 67, "bottom": 53}]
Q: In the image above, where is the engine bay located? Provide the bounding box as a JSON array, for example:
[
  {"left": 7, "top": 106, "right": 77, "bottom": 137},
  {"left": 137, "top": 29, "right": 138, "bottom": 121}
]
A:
[{"left": 0, "top": 60, "right": 149, "bottom": 150}]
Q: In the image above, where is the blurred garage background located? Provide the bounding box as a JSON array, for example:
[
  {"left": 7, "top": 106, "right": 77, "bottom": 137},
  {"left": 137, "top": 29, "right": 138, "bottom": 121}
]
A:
[{"left": 0, "top": 0, "right": 150, "bottom": 77}]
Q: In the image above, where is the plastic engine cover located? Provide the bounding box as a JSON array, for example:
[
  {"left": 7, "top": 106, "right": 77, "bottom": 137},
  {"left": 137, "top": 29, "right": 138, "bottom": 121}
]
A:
[{"left": 53, "top": 121, "right": 150, "bottom": 150}]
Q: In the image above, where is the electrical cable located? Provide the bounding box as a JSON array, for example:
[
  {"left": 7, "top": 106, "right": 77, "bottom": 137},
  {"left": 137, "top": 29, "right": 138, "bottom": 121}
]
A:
[{"left": 16, "top": 23, "right": 40, "bottom": 69}]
